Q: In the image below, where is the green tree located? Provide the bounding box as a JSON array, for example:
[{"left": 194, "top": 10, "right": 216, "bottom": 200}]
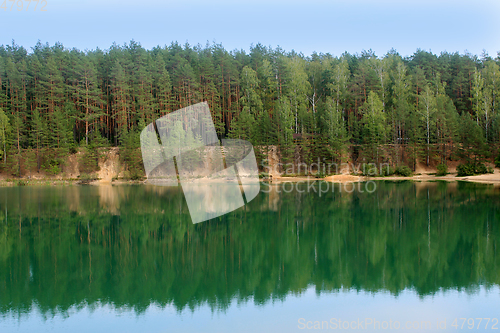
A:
[
  {"left": 111, "top": 60, "right": 130, "bottom": 144},
  {"left": 283, "top": 56, "right": 310, "bottom": 133},
  {"left": 390, "top": 60, "right": 411, "bottom": 165},
  {"left": 458, "top": 113, "right": 489, "bottom": 169},
  {"left": 361, "top": 91, "right": 387, "bottom": 164},
  {"left": 0, "top": 108, "right": 9, "bottom": 164},
  {"left": 419, "top": 84, "right": 437, "bottom": 166},
  {"left": 320, "top": 96, "right": 349, "bottom": 164}
]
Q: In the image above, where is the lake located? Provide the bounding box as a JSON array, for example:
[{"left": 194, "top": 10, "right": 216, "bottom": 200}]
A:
[{"left": 0, "top": 181, "right": 499, "bottom": 332}]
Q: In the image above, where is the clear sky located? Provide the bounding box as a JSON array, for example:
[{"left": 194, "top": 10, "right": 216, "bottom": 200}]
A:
[{"left": 0, "top": 0, "right": 499, "bottom": 58}]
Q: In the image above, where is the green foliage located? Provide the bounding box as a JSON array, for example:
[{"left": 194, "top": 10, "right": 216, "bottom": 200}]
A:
[
  {"left": 277, "top": 98, "right": 295, "bottom": 168},
  {"left": 436, "top": 163, "right": 448, "bottom": 176},
  {"left": 320, "top": 97, "right": 349, "bottom": 163},
  {"left": 394, "top": 165, "right": 412, "bottom": 177},
  {"left": 361, "top": 163, "right": 378, "bottom": 176},
  {"left": 475, "top": 163, "right": 488, "bottom": 175},
  {"left": 42, "top": 158, "right": 62, "bottom": 176},
  {"left": 78, "top": 172, "right": 98, "bottom": 184},
  {"left": 456, "top": 163, "right": 475, "bottom": 176},
  {"left": 379, "top": 165, "right": 395, "bottom": 176},
  {"left": 120, "top": 130, "right": 145, "bottom": 180},
  {"left": 495, "top": 155, "right": 500, "bottom": 168},
  {"left": 0, "top": 108, "right": 9, "bottom": 165},
  {"left": 0, "top": 41, "right": 497, "bottom": 179},
  {"left": 79, "top": 149, "right": 99, "bottom": 174},
  {"left": 360, "top": 163, "right": 395, "bottom": 177},
  {"left": 456, "top": 163, "right": 489, "bottom": 176},
  {"left": 315, "top": 170, "right": 326, "bottom": 178},
  {"left": 79, "top": 132, "right": 107, "bottom": 174},
  {"left": 280, "top": 173, "right": 306, "bottom": 177},
  {"left": 458, "top": 113, "right": 489, "bottom": 168},
  {"left": 361, "top": 91, "right": 388, "bottom": 163},
  {"left": 6, "top": 147, "right": 21, "bottom": 177}
]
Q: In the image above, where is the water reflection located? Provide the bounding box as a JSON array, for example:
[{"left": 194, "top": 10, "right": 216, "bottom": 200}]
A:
[{"left": 0, "top": 181, "right": 498, "bottom": 317}]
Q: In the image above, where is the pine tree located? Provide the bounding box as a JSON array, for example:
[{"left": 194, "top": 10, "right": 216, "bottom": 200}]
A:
[
  {"left": 111, "top": 60, "right": 130, "bottom": 144},
  {"left": 361, "top": 91, "right": 387, "bottom": 164},
  {"left": 0, "top": 107, "right": 10, "bottom": 164},
  {"left": 153, "top": 56, "right": 172, "bottom": 117},
  {"left": 277, "top": 98, "right": 294, "bottom": 169},
  {"left": 419, "top": 84, "right": 437, "bottom": 166},
  {"left": 283, "top": 56, "right": 310, "bottom": 134},
  {"left": 390, "top": 60, "right": 411, "bottom": 165},
  {"left": 435, "top": 82, "right": 459, "bottom": 163},
  {"left": 459, "top": 113, "right": 489, "bottom": 170},
  {"left": 74, "top": 56, "right": 105, "bottom": 146},
  {"left": 5, "top": 56, "right": 26, "bottom": 176},
  {"left": 320, "top": 96, "right": 349, "bottom": 165},
  {"left": 482, "top": 60, "right": 499, "bottom": 141}
]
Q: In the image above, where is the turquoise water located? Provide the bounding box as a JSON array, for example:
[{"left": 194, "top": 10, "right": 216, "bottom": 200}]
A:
[{"left": 0, "top": 181, "right": 499, "bottom": 332}]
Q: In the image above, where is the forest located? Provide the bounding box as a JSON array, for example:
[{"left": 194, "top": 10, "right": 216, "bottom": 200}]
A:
[{"left": 0, "top": 40, "right": 499, "bottom": 178}]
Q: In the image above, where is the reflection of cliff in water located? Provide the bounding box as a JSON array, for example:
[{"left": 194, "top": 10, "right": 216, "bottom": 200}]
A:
[{"left": 0, "top": 181, "right": 499, "bottom": 315}]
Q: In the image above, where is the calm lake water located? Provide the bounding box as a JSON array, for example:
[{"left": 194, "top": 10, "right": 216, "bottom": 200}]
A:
[{"left": 0, "top": 181, "right": 499, "bottom": 332}]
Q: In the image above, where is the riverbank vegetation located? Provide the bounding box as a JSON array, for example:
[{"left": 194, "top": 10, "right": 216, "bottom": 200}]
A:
[{"left": 0, "top": 41, "right": 499, "bottom": 178}]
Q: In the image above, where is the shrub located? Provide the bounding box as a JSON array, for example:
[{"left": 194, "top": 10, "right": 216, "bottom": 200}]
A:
[
  {"left": 315, "top": 170, "right": 326, "bottom": 178},
  {"left": 361, "top": 163, "right": 378, "bottom": 176},
  {"left": 456, "top": 163, "right": 475, "bottom": 176},
  {"left": 124, "top": 168, "right": 143, "bottom": 181},
  {"left": 360, "top": 163, "right": 395, "bottom": 176},
  {"left": 395, "top": 165, "right": 412, "bottom": 177},
  {"left": 78, "top": 173, "right": 98, "bottom": 184},
  {"left": 79, "top": 148, "right": 100, "bottom": 174},
  {"left": 42, "top": 157, "right": 63, "bottom": 176},
  {"left": 436, "top": 163, "right": 448, "bottom": 176},
  {"left": 475, "top": 163, "right": 488, "bottom": 175},
  {"left": 487, "top": 166, "right": 494, "bottom": 174},
  {"left": 120, "top": 130, "right": 145, "bottom": 180},
  {"left": 281, "top": 173, "right": 301, "bottom": 177},
  {"left": 79, "top": 132, "right": 107, "bottom": 174},
  {"left": 379, "top": 165, "right": 394, "bottom": 176},
  {"left": 495, "top": 155, "right": 500, "bottom": 168}
]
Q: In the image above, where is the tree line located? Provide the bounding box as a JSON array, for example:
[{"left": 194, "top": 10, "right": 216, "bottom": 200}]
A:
[{"left": 0, "top": 40, "right": 499, "bottom": 177}]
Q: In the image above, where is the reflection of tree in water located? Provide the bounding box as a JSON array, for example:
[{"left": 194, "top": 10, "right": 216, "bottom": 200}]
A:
[{"left": 0, "top": 181, "right": 499, "bottom": 316}]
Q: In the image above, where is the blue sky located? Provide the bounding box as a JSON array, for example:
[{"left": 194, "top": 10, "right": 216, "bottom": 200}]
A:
[{"left": 0, "top": 0, "right": 499, "bottom": 57}]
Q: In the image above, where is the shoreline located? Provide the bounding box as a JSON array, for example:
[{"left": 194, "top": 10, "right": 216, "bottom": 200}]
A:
[
  {"left": 1, "top": 170, "right": 499, "bottom": 186},
  {"left": 272, "top": 171, "right": 500, "bottom": 185}
]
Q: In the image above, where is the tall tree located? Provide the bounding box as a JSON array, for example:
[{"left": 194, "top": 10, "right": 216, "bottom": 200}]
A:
[
  {"left": 283, "top": 56, "right": 310, "bottom": 134},
  {"left": 361, "top": 91, "right": 387, "bottom": 164},
  {"left": 0, "top": 107, "right": 9, "bottom": 164},
  {"left": 419, "top": 84, "right": 437, "bottom": 166}
]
